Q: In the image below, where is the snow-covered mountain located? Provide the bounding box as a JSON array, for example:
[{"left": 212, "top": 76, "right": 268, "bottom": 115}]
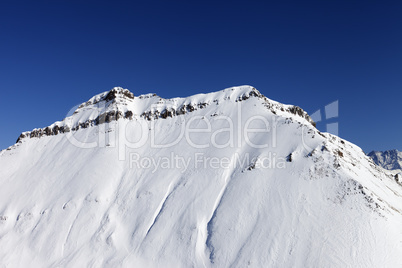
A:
[
  {"left": 368, "top": 150, "right": 402, "bottom": 171},
  {"left": 1, "top": 86, "right": 402, "bottom": 267}
]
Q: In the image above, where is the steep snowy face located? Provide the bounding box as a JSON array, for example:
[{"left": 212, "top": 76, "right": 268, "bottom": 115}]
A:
[
  {"left": 1, "top": 86, "right": 402, "bottom": 267},
  {"left": 368, "top": 150, "right": 402, "bottom": 171}
]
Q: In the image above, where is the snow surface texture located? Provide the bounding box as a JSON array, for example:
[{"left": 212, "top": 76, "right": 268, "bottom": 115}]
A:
[{"left": 1, "top": 86, "right": 402, "bottom": 267}]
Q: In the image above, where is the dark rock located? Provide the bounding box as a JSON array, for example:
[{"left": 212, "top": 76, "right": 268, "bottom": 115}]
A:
[
  {"left": 16, "top": 133, "right": 26, "bottom": 143},
  {"left": 52, "top": 125, "right": 59, "bottom": 135},
  {"left": 125, "top": 111, "right": 133, "bottom": 119},
  {"left": 80, "top": 122, "right": 89, "bottom": 129},
  {"left": 176, "top": 105, "right": 187, "bottom": 116},
  {"left": 198, "top": 103, "right": 208, "bottom": 109},
  {"left": 104, "top": 90, "right": 117, "bottom": 102},
  {"left": 44, "top": 127, "right": 52, "bottom": 136},
  {"left": 288, "top": 106, "right": 304, "bottom": 117},
  {"left": 186, "top": 104, "right": 195, "bottom": 112},
  {"left": 104, "top": 88, "right": 134, "bottom": 102}
]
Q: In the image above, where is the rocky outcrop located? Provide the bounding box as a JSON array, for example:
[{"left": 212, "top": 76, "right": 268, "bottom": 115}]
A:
[
  {"left": 235, "top": 87, "right": 316, "bottom": 127},
  {"left": 141, "top": 102, "right": 209, "bottom": 121},
  {"left": 103, "top": 88, "right": 134, "bottom": 102},
  {"left": 14, "top": 86, "right": 317, "bottom": 144}
]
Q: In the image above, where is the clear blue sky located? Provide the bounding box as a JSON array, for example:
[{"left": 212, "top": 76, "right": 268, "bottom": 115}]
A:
[{"left": 1, "top": 0, "right": 401, "bottom": 152}]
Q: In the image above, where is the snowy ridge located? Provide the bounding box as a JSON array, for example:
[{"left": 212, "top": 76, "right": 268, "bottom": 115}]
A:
[
  {"left": 1, "top": 86, "right": 402, "bottom": 267},
  {"left": 13, "top": 86, "right": 315, "bottom": 146}
]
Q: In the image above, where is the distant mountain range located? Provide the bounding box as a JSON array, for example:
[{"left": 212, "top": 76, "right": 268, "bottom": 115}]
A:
[{"left": 368, "top": 150, "right": 402, "bottom": 171}]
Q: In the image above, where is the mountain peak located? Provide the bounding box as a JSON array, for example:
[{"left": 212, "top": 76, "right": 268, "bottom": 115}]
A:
[
  {"left": 368, "top": 149, "right": 402, "bottom": 171},
  {"left": 2, "top": 85, "right": 402, "bottom": 267},
  {"left": 103, "top": 87, "right": 134, "bottom": 102},
  {"left": 11, "top": 85, "right": 316, "bottom": 146}
]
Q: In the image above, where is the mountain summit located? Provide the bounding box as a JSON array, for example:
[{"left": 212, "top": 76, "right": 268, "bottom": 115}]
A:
[
  {"left": 1, "top": 86, "right": 402, "bottom": 267},
  {"left": 13, "top": 86, "right": 315, "bottom": 145}
]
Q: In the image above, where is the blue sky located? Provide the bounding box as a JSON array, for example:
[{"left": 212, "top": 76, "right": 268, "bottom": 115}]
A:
[{"left": 1, "top": 0, "right": 401, "bottom": 152}]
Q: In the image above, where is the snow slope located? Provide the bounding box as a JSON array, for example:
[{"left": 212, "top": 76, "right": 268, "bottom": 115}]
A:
[{"left": 1, "top": 86, "right": 402, "bottom": 267}]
